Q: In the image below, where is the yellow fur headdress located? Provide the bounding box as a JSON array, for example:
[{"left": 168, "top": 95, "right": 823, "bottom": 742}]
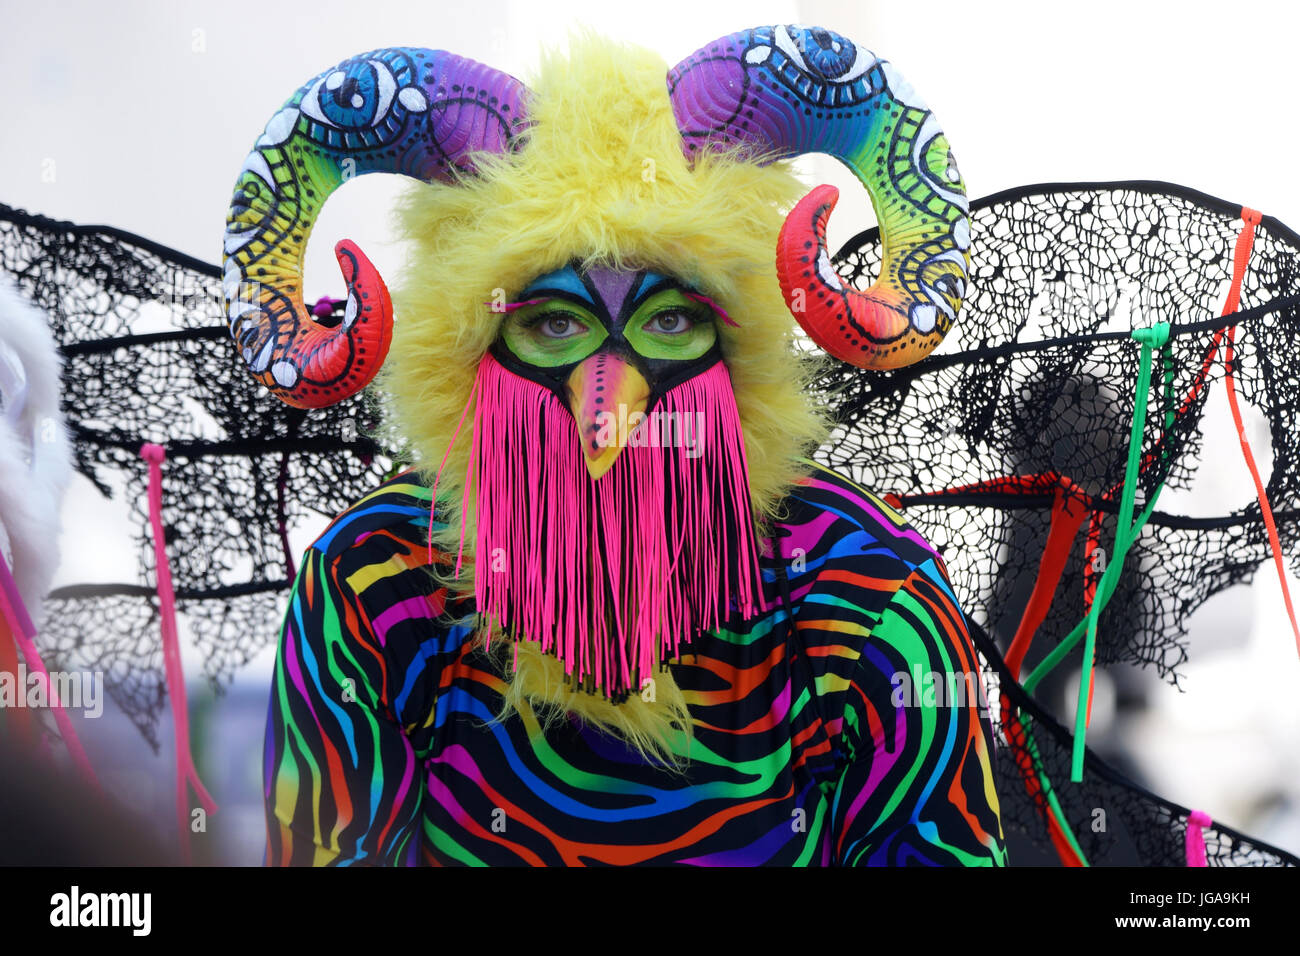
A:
[{"left": 381, "top": 33, "right": 827, "bottom": 561}]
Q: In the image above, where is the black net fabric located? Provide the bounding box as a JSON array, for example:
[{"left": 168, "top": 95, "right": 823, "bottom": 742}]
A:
[
  {"left": 818, "top": 180, "right": 1300, "bottom": 865},
  {"left": 820, "top": 181, "right": 1300, "bottom": 682},
  {"left": 0, "top": 204, "right": 396, "bottom": 748},
  {"left": 968, "top": 620, "right": 1298, "bottom": 867}
]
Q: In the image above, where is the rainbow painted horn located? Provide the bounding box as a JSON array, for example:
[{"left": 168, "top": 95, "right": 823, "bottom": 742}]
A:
[
  {"left": 669, "top": 25, "right": 970, "bottom": 369},
  {"left": 223, "top": 48, "right": 529, "bottom": 408}
]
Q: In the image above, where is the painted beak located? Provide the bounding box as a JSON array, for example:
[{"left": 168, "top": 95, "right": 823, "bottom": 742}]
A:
[{"left": 565, "top": 351, "right": 651, "bottom": 480}]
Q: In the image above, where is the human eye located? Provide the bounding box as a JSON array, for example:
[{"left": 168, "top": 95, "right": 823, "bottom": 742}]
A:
[
  {"left": 499, "top": 298, "right": 606, "bottom": 367},
  {"left": 645, "top": 309, "right": 695, "bottom": 334},
  {"left": 519, "top": 309, "right": 591, "bottom": 340},
  {"left": 641, "top": 302, "right": 710, "bottom": 336},
  {"left": 624, "top": 291, "right": 716, "bottom": 361},
  {"left": 540, "top": 313, "right": 583, "bottom": 338}
]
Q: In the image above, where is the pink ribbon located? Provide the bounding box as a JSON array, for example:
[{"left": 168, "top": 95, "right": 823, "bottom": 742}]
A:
[
  {"left": 1185, "top": 809, "right": 1212, "bottom": 867},
  {"left": 0, "top": 550, "right": 100, "bottom": 788},
  {"left": 140, "top": 443, "right": 217, "bottom": 863}
]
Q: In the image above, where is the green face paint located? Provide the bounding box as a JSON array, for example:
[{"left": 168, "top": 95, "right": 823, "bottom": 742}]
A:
[
  {"left": 501, "top": 288, "right": 715, "bottom": 369},
  {"left": 622, "top": 289, "right": 716, "bottom": 361},
  {"left": 500, "top": 301, "right": 608, "bottom": 368}
]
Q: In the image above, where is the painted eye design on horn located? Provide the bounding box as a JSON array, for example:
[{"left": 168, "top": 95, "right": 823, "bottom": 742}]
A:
[
  {"left": 774, "top": 25, "right": 876, "bottom": 84},
  {"left": 300, "top": 59, "right": 399, "bottom": 131}
]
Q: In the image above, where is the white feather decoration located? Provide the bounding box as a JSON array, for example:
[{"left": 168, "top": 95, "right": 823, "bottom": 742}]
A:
[{"left": 0, "top": 279, "right": 74, "bottom": 630}]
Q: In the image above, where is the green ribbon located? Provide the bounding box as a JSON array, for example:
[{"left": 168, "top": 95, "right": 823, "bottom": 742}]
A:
[
  {"left": 1019, "top": 711, "right": 1091, "bottom": 864},
  {"left": 1023, "top": 321, "right": 1175, "bottom": 783}
]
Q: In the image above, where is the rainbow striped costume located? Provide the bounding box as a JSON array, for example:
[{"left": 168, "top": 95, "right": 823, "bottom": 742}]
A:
[{"left": 263, "top": 461, "right": 1007, "bottom": 865}]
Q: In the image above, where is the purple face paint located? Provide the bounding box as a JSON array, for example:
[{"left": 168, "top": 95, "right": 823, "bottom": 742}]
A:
[{"left": 581, "top": 266, "right": 640, "bottom": 328}]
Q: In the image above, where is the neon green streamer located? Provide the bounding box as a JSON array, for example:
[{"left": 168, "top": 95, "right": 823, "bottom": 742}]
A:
[
  {"left": 1033, "top": 323, "right": 1174, "bottom": 781},
  {"left": 1024, "top": 324, "right": 1176, "bottom": 692},
  {"left": 1020, "top": 713, "right": 1091, "bottom": 865},
  {"left": 1007, "top": 322, "right": 1176, "bottom": 874}
]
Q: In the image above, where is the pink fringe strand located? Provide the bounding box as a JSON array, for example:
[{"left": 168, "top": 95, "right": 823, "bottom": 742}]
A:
[{"left": 459, "top": 354, "right": 766, "bottom": 700}]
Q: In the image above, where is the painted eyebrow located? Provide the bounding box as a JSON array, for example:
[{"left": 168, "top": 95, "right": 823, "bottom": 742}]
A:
[
  {"left": 485, "top": 294, "right": 600, "bottom": 314},
  {"left": 490, "top": 286, "right": 738, "bottom": 326},
  {"left": 522, "top": 265, "right": 596, "bottom": 303},
  {"left": 630, "top": 272, "right": 673, "bottom": 307},
  {"left": 632, "top": 288, "right": 740, "bottom": 329}
]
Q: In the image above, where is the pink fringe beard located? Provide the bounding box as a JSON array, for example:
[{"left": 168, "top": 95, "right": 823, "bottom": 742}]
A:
[{"left": 441, "top": 352, "right": 768, "bottom": 703}]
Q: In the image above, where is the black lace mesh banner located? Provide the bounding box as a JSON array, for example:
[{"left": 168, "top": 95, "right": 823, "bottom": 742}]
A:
[
  {"left": 968, "top": 620, "right": 1297, "bottom": 866},
  {"left": 0, "top": 204, "right": 396, "bottom": 748},
  {"left": 818, "top": 180, "right": 1300, "bottom": 865},
  {"left": 820, "top": 181, "right": 1300, "bottom": 682},
  {"left": 1, "top": 179, "right": 1297, "bottom": 864}
]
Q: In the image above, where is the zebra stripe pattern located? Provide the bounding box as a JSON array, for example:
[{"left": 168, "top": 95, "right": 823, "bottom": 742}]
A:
[{"left": 264, "top": 461, "right": 1007, "bottom": 865}]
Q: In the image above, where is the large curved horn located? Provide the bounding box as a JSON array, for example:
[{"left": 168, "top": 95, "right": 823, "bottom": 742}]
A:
[
  {"left": 224, "top": 48, "right": 529, "bottom": 408},
  {"left": 668, "top": 26, "right": 969, "bottom": 369}
]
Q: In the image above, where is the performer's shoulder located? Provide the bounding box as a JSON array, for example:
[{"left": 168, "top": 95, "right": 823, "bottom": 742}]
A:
[
  {"left": 779, "top": 458, "right": 946, "bottom": 572},
  {"left": 309, "top": 468, "right": 433, "bottom": 565}
]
